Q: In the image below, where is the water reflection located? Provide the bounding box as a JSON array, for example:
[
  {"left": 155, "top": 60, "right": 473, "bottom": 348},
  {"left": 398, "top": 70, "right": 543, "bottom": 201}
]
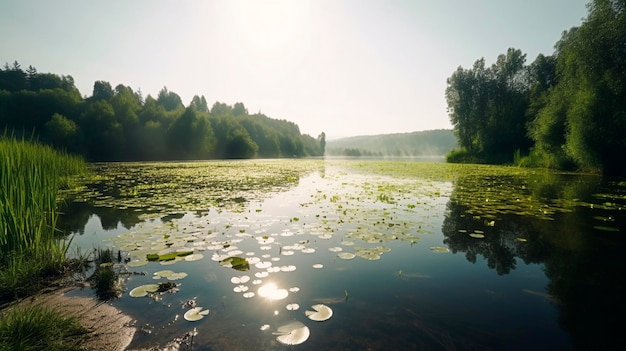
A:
[
  {"left": 443, "top": 171, "right": 626, "bottom": 349},
  {"left": 61, "top": 161, "right": 626, "bottom": 350}
]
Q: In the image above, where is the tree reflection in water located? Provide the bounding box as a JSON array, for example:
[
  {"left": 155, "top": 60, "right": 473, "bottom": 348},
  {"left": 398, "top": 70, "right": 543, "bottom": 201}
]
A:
[{"left": 442, "top": 172, "right": 625, "bottom": 349}]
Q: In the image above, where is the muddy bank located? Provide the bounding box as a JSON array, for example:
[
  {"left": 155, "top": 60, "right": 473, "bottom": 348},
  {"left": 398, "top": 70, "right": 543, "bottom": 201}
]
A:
[{"left": 8, "top": 287, "right": 135, "bottom": 351}]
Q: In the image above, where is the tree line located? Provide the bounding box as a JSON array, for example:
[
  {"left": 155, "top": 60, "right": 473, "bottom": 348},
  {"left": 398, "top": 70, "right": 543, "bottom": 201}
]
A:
[
  {"left": 325, "top": 129, "right": 456, "bottom": 157},
  {"left": 445, "top": 0, "right": 626, "bottom": 175},
  {"left": 0, "top": 64, "right": 325, "bottom": 161}
]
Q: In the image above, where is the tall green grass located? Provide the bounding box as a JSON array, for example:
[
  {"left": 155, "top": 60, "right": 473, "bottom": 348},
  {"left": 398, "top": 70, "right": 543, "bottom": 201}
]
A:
[
  {"left": 0, "top": 305, "right": 86, "bottom": 351},
  {"left": 0, "top": 137, "right": 85, "bottom": 299}
]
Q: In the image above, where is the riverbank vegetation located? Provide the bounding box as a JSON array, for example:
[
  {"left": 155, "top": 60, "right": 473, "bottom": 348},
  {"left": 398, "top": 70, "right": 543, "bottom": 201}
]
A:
[
  {"left": 445, "top": 0, "right": 626, "bottom": 175},
  {"left": 0, "top": 137, "right": 85, "bottom": 301},
  {"left": 0, "top": 305, "right": 86, "bottom": 351},
  {"left": 0, "top": 68, "right": 325, "bottom": 161}
]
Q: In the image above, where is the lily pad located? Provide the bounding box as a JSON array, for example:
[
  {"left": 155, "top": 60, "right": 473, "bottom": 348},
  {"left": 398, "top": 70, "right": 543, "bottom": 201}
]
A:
[
  {"left": 305, "top": 304, "right": 333, "bottom": 321},
  {"left": 469, "top": 233, "right": 485, "bottom": 239},
  {"left": 219, "top": 256, "right": 250, "bottom": 271},
  {"left": 184, "top": 253, "right": 204, "bottom": 261},
  {"left": 429, "top": 246, "right": 450, "bottom": 253},
  {"left": 274, "top": 321, "right": 310, "bottom": 345},
  {"left": 286, "top": 303, "right": 300, "bottom": 310},
  {"left": 337, "top": 252, "right": 356, "bottom": 260},
  {"left": 129, "top": 284, "right": 160, "bottom": 297},
  {"left": 183, "top": 307, "right": 210, "bottom": 321},
  {"left": 230, "top": 275, "right": 250, "bottom": 284}
]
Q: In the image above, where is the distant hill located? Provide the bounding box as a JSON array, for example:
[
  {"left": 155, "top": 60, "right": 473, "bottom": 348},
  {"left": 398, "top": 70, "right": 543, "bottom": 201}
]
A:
[{"left": 325, "top": 129, "right": 456, "bottom": 157}]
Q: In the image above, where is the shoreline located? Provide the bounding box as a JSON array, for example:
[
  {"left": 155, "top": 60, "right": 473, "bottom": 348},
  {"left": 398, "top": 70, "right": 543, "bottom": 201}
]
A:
[{"left": 5, "top": 286, "right": 135, "bottom": 351}]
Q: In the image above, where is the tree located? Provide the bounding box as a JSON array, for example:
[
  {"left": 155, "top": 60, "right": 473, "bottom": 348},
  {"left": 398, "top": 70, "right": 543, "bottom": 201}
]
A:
[
  {"left": 318, "top": 132, "right": 326, "bottom": 155},
  {"left": 91, "top": 80, "right": 114, "bottom": 101},
  {"left": 167, "top": 107, "right": 216, "bottom": 159},
  {"left": 530, "top": 0, "right": 626, "bottom": 174},
  {"left": 232, "top": 102, "right": 248, "bottom": 116},
  {"left": 190, "top": 95, "right": 209, "bottom": 113},
  {"left": 157, "top": 86, "right": 183, "bottom": 112},
  {"left": 44, "top": 113, "right": 81, "bottom": 152},
  {"left": 81, "top": 100, "right": 124, "bottom": 160},
  {"left": 446, "top": 49, "right": 531, "bottom": 163}
]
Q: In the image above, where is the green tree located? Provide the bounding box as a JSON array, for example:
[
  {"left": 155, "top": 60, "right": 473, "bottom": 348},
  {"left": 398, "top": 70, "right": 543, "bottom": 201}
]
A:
[
  {"left": 80, "top": 100, "right": 124, "bottom": 160},
  {"left": 91, "top": 80, "right": 114, "bottom": 101},
  {"left": 157, "top": 86, "right": 184, "bottom": 112},
  {"left": 318, "top": 132, "right": 326, "bottom": 155},
  {"left": 44, "top": 113, "right": 82, "bottom": 152},
  {"left": 190, "top": 95, "right": 209, "bottom": 113},
  {"left": 167, "top": 107, "right": 216, "bottom": 159}
]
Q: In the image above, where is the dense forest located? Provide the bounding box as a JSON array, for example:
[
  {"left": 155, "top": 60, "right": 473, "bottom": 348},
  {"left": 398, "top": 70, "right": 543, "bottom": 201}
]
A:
[
  {"left": 326, "top": 129, "right": 456, "bottom": 157},
  {"left": 0, "top": 66, "right": 325, "bottom": 161},
  {"left": 445, "top": 0, "right": 626, "bottom": 175}
]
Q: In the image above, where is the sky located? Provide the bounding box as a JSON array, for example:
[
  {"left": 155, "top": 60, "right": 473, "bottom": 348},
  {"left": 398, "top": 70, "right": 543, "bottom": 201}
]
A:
[{"left": 1, "top": 0, "right": 589, "bottom": 139}]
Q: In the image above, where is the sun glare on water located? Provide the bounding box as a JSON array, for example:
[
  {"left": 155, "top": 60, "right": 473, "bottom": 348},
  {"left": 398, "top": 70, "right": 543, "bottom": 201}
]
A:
[{"left": 257, "top": 282, "right": 289, "bottom": 300}]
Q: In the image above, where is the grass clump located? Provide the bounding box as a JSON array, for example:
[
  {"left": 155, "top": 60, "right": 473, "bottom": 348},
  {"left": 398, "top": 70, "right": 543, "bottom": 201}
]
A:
[
  {"left": 0, "top": 305, "right": 86, "bottom": 351},
  {"left": 88, "top": 248, "right": 122, "bottom": 300},
  {"left": 0, "top": 137, "right": 86, "bottom": 301}
]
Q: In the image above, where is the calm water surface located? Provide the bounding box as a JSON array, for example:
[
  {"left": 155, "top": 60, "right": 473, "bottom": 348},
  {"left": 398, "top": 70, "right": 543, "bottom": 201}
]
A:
[{"left": 60, "top": 160, "right": 625, "bottom": 350}]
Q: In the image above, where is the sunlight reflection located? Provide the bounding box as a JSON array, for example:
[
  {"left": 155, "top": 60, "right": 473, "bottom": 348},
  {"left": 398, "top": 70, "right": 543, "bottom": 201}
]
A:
[{"left": 257, "top": 282, "right": 289, "bottom": 300}]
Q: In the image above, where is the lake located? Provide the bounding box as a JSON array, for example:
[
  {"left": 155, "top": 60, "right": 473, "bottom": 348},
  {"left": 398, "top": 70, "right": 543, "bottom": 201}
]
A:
[{"left": 58, "top": 160, "right": 625, "bottom": 350}]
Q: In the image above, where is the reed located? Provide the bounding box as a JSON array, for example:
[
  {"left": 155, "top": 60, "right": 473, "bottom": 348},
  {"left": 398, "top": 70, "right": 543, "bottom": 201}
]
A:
[{"left": 0, "top": 137, "right": 85, "bottom": 299}]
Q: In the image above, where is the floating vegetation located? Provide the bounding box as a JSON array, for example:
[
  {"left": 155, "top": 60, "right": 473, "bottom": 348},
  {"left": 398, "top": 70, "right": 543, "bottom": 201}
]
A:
[
  {"left": 219, "top": 257, "right": 250, "bottom": 271},
  {"left": 274, "top": 321, "right": 310, "bottom": 345},
  {"left": 230, "top": 275, "right": 250, "bottom": 284},
  {"left": 286, "top": 303, "right": 300, "bottom": 310},
  {"left": 305, "top": 304, "right": 333, "bottom": 321},
  {"left": 183, "top": 307, "right": 209, "bottom": 322},
  {"left": 337, "top": 252, "right": 356, "bottom": 260},
  {"left": 153, "top": 270, "right": 188, "bottom": 280},
  {"left": 69, "top": 160, "right": 624, "bottom": 349},
  {"left": 430, "top": 246, "right": 450, "bottom": 253},
  {"left": 184, "top": 253, "right": 204, "bottom": 262},
  {"left": 129, "top": 284, "right": 160, "bottom": 297},
  {"left": 147, "top": 251, "right": 194, "bottom": 262}
]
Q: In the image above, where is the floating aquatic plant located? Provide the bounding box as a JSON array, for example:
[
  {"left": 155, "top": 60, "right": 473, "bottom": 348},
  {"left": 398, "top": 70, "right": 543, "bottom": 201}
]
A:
[
  {"left": 219, "top": 256, "right": 250, "bottom": 271},
  {"left": 183, "top": 307, "right": 209, "bottom": 322},
  {"left": 337, "top": 252, "right": 356, "bottom": 260},
  {"left": 286, "top": 303, "right": 300, "bottom": 310},
  {"left": 305, "top": 304, "right": 333, "bottom": 321},
  {"left": 273, "top": 321, "right": 310, "bottom": 345},
  {"left": 429, "top": 246, "right": 450, "bottom": 253},
  {"left": 129, "top": 284, "right": 160, "bottom": 297}
]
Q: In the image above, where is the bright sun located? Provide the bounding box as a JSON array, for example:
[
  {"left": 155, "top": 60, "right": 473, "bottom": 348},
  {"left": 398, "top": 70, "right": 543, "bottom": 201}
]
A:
[{"left": 234, "top": 0, "right": 305, "bottom": 57}]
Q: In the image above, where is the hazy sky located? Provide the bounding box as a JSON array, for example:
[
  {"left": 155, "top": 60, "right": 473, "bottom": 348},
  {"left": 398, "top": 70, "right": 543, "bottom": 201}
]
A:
[{"left": 1, "top": 0, "right": 589, "bottom": 138}]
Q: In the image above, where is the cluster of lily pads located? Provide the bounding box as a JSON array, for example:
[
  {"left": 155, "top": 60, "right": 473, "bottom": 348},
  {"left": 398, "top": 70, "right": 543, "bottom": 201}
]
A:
[
  {"left": 95, "top": 160, "right": 624, "bottom": 345},
  {"left": 65, "top": 160, "right": 323, "bottom": 218}
]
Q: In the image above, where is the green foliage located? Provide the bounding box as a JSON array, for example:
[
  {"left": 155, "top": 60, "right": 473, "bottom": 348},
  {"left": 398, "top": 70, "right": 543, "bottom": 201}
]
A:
[
  {"left": 0, "top": 64, "right": 324, "bottom": 161},
  {"left": 0, "top": 305, "right": 86, "bottom": 351},
  {"left": 446, "top": 148, "right": 481, "bottom": 164},
  {"left": 446, "top": 48, "right": 531, "bottom": 163},
  {"left": 447, "top": 0, "right": 626, "bottom": 175},
  {"left": 0, "top": 137, "right": 85, "bottom": 300}
]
